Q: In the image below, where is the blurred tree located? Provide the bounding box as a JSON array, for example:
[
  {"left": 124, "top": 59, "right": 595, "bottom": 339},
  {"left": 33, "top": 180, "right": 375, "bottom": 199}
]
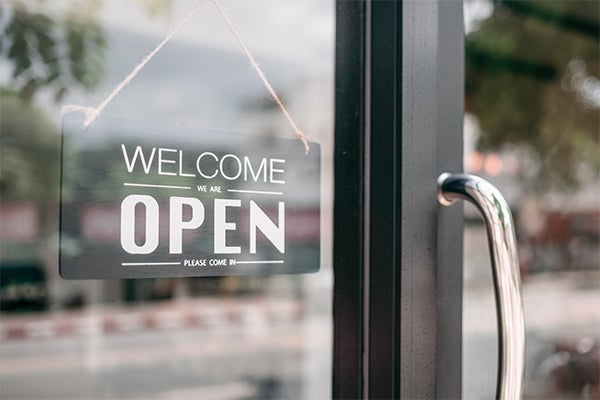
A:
[
  {"left": 0, "top": 0, "right": 104, "bottom": 204},
  {"left": 0, "top": 0, "right": 106, "bottom": 102},
  {"left": 0, "top": 1, "right": 173, "bottom": 202},
  {"left": 466, "top": 0, "right": 599, "bottom": 190},
  {"left": 0, "top": 92, "right": 60, "bottom": 200},
  {"left": 0, "top": 0, "right": 172, "bottom": 102}
]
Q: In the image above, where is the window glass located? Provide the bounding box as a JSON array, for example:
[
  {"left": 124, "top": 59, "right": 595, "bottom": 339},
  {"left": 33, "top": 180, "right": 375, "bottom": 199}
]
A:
[
  {"left": 463, "top": 1, "right": 599, "bottom": 398},
  {"left": 0, "top": 1, "right": 334, "bottom": 398}
]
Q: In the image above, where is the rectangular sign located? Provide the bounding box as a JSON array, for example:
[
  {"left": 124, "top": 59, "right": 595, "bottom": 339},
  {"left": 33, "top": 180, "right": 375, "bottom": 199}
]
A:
[{"left": 60, "top": 115, "right": 320, "bottom": 279}]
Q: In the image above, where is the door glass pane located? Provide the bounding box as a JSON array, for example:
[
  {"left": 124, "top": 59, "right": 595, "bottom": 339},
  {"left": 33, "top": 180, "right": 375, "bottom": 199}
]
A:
[
  {"left": 0, "top": 1, "right": 334, "bottom": 398},
  {"left": 463, "top": 1, "right": 599, "bottom": 398}
]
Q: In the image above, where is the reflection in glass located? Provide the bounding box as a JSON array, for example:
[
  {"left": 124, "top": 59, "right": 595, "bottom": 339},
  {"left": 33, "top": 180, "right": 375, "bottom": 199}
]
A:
[
  {"left": 463, "top": 0, "right": 599, "bottom": 398},
  {"left": 0, "top": 1, "right": 334, "bottom": 399}
]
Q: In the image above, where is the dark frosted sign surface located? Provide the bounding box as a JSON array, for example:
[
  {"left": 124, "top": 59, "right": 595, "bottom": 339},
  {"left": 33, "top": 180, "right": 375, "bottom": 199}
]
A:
[{"left": 60, "top": 116, "right": 320, "bottom": 279}]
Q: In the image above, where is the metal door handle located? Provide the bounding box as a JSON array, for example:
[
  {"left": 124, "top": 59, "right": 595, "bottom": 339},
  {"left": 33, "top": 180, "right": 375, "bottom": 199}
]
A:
[{"left": 437, "top": 173, "right": 525, "bottom": 400}]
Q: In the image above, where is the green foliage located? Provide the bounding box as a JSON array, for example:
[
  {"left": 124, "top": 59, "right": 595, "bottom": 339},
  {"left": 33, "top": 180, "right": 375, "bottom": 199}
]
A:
[
  {"left": 0, "top": 1, "right": 106, "bottom": 102},
  {"left": 0, "top": 0, "right": 176, "bottom": 208},
  {"left": 466, "top": 0, "right": 599, "bottom": 190},
  {"left": 0, "top": 92, "right": 61, "bottom": 201}
]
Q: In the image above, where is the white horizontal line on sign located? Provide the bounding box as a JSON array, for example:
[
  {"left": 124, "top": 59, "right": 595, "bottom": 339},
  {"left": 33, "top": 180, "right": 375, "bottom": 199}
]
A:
[
  {"left": 227, "top": 189, "right": 283, "bottom": 196},
  {"left": 122, "top": 262, "right": 182, "bottom": 266},
  {"left": 124, "top": 183, "right": 191, "bottom": 190},
  {"left": 236, "top": 260, "right": 284, "bottom": 264}
]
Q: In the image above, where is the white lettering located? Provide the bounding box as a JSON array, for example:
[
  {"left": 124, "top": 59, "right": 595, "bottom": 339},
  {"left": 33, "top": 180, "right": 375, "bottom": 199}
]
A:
[
  {"left": 250, "top": 201, "right": 285, "bottom": 254},
  {"left": 158, "top": 148, "right": 177, "bottom": 176},
  {"left": 169, "top": 197, "right": 205, "bottom": 254},
  {"left": 270, "top": 159, "right": 286, "bottom": 184},
  {"left": 196, "top": 152, "right": 219, "bottom": 179},
  {"left": 219, "top": 154, "right": 242, "bottom": 180},
  {"left": 214, "top": 199, "right": 241, "bottom": 254},
  {"left": 121, "top": 145, "right": 156, "bottom": 174},
  {"left": 121, "top": 194, "right": 159, "bottom": 254},
  {"left": 243, "top": 156, "right": 267, "bottom": 182},
  {"left": 178, "top": 150, "right": 196, "bottom": 177}
]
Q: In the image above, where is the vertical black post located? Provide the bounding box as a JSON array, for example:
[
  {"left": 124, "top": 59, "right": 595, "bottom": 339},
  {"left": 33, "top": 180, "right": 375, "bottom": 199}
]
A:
[
  {"left": 367, "top": 0, "right": 402, "bottom": 398},
  {"left": 333, "top": 1, "right": 366, "bottom": 399},
  {"left": 334, "top": 1, "right": 463, "bottom": 398},
  {"left": 334, "top": 0, "right": 402, "bottom": 397}
]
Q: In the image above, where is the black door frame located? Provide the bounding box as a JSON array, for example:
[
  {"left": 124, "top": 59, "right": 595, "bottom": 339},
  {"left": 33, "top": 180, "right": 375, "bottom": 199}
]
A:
[{"left": 333, "top": 1, "right": 464, "bottom": 398}]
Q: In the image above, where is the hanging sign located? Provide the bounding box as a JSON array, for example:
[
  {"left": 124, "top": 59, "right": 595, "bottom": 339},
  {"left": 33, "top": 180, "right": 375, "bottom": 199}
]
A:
[{"left": 60, "top": 116, "right": 320, "bottom": 279}]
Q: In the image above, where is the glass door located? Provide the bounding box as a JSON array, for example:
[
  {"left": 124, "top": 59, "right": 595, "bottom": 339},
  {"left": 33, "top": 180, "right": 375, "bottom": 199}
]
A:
[
  {"left": 0, "top": 1, "right": 334, "bottom": 399},
  {"left": 334, "top": 1, "right": 597, "bottom": 399},
  {"left": 462, "top": 1, "right": 599, "bottom": 398}
]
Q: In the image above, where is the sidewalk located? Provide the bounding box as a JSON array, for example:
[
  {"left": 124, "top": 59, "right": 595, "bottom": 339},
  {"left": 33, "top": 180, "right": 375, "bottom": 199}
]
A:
[
  {"left": 464, "top": 269, "right": 600, "bottom": 335},
  {"left": 0, "top": 297, "right": 303, "bottom": 341}
]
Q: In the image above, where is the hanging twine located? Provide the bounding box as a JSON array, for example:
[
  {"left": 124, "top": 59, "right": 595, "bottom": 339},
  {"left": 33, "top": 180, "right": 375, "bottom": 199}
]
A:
[
  {"left": 62, "top": 0, "right": 310, "bottom": 154},
  {"left": 212, "top": 0, "right": 309, "bottom": 154}
]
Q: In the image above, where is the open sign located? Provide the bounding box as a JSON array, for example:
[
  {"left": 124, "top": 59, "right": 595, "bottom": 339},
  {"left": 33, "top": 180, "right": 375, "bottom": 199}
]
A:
[
  {"left": 60, "top": 116, "right": 320, "bottom": 279},
  {"left": 120, "top": 195, "right": 284, "bottom": 255}
]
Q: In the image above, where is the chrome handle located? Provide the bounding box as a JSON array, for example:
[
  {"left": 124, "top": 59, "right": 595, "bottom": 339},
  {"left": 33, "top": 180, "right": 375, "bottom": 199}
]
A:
[{"left": 437, "top": 173, "right": 525, "bottom": 400}]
